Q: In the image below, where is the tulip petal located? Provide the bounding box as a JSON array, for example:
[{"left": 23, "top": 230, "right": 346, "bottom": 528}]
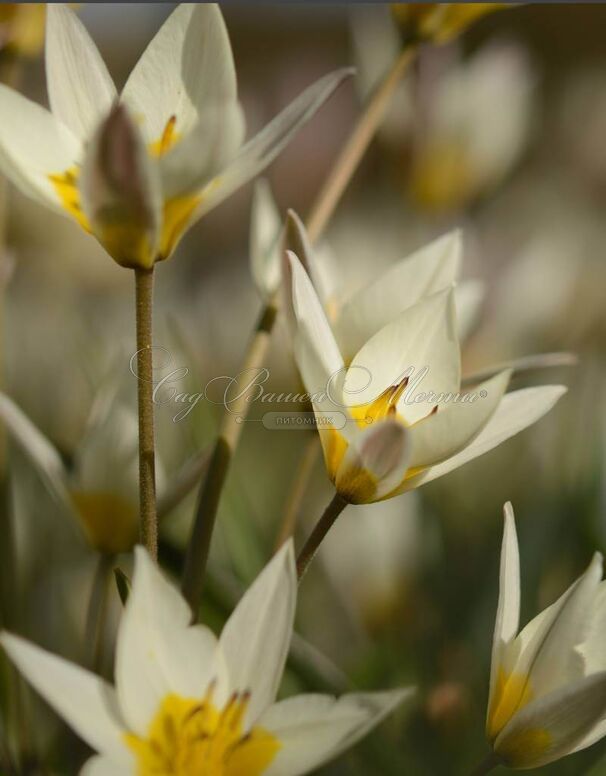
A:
[
  {"left": 121, "top": 3, "right": 237, "bottom": 143},
  {"left": 455, "top": 279, "right": 484, "bottom": 341},
  {"left": 495, "top": 672, "right": 606, "bottom": 769},
  {"left": 219, "top": 541, "right": 297, "bottom": 724},
  {"left": 192, "top": 68, "right": 354, "bottom": 220},
  {"left": 401, "top": 386, "right": 567, "bottom": 492},
  {"left": 261, "top": 688, "right": 414, "bottom": 776},
  {"left": 0, "top": 633, "right": 127, "bottom": 762},
  {"left": 45, "top": 5, "right": 117, "bottom": 141},
  {"left": 334, "top": 230, "right": 462, "bottom": 361},
  {"left": 0, "top": 392, "right": 70, "bottom": 508},
  {"left": 250, "top": 179, "right": 283, "bottom": 298},
  {"left": 0, "top": 85, "right": 80, "bottom": 211},
  {"left": 406, "top": 369, "right": 511, "bottom": 469},
  {"left": 80, "top": 756, "right": 130, "bottom": 776},
  {"left": 115, "top": 547, "right": 224, "bottom": 735},
  {"left": 488, "top": 503, "right": 521, "bottom": 728},
  {"left": 345, "top": 288, "right": 460, "bottom": 424},
  {"left": 335, "top": 419, "right": 411, "bottom": 503}
]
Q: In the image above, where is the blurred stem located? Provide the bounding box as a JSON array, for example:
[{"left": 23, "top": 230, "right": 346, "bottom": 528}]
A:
[
  {"left": 305, "top": 44, "right": 417, "bottom": 241},
  {"left": 182, "top": 44, "right": 416, "bottom": 616},
  {"left": 134, "top": 267, "right": 157, "bottom": 560},
  {"left": 297, "top": 492, "right": 348, "bottom": 580},
  {"left": 274, "top": 434, "right": 319, "bottom": 551},
  {"left": 469, "top": 752, "right": 502, "bottom": 776},
  {"left": 84, "top": 554, "right": 113, "bottom": 673}
]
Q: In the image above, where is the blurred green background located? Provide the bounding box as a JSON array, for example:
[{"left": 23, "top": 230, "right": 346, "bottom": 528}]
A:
[{"left": 2, "top": 3, "right": 606, "bottom": 775}]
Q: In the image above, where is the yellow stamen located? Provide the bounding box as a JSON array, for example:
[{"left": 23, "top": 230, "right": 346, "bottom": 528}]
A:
[
  {"left": 69, "top": 490, "right": 139, "bottom": 555},
  {"left": 125, "top": 691, "right": 280, "bottom": 776},
  {"left": 149, "top": 115, "right": 179, "bottom": 158},
  {"left": 349, "top": 377, "right": 409, "bottom": 429}
]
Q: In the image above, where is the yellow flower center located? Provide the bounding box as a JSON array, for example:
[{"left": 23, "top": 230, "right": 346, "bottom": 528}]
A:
[
  {"left": 48, "top": 115, "right": 202, "bottom": 266},
  {"left": 125, "top": 691, "right": 280, "bottom": 776},
  {"left": 69, "top": 489, "right": 139, "bottom": 555},
  {"left": 486, "top": 668, "right": 534, "bottom": 741}
]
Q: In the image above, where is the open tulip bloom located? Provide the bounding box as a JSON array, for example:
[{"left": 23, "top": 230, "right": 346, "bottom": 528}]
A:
[
  {"left": 285, "top": 251, "right": 566, "bottom": 505},
  {"left": 484, "top": 503, "right": 606, "bottom": 770},
  {"left": 0, "top": 3, "right": 351, "bottom": 269},
  {"left": 1, "top": 542, "right": 411, "bottom": 775}
]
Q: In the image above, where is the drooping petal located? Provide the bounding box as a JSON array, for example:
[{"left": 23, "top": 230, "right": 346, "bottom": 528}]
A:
[
  {"left": 115, "top": 547, "right": 225, "bottom": 736},
  {"left": 0, "top": 633, "right": 128, "bottom": 763},
  {"left": 345, "top": 288, "right": 460, "bottom": 424},
  {"left": 191, "top": 68, "right": 354, "bottom": 221},
  {"left": 250, "top": 179, "right": 282, "bottom": 298},
  {"left": 405, "top": 369, "right": 511, "bottom": 469},
  {"left": 335, "top": 419, "right": 411, "bottom": 503},
  {"left": 334, "top": 230, "right": 462, "bottom": 360},
  {"left": 0, "top": 392, "right": 70, "bottom": 508},
  {"left": 401, "top": 386, "right": 567, "bottom": 492},
  {"left": 79, "top": 105, "right": 162, "bottom": 269},
  {"left": 487, "top": 503, "right": 521, "bottom": 732},
  {"left": 219, "top": 541, "right": 297, "bottom": 724},
  {"left": 261, "top": 688, "right": 414, "bottom": 776},
  {"left": 494, "top": 672, "right": 606, "bottom": 769},
  {"left": 45, "top": 5, "right": 117, "bottom": 141},
  {"left": 121, "top": 3, "right": 238, "bottom": 143},
  {"left": 0, "top": 85, "right": 80, "bottom": 211}
]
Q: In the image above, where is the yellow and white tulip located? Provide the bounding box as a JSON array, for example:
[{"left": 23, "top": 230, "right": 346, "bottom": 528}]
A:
[
  {"left": 284, "top": 250, "right": 566, "bottom": 505},
  {"left": 0, "top": 4, "right": 351, "bottom": 269},
  {"left": 1, "top": 542, "right": 412, "bottom": 775},
  {"left": 486, "top": 503, "right": 606, "bottom": 769}
]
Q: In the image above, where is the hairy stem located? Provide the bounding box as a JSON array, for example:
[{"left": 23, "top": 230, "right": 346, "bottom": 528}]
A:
[
  {"left": 297, "top": 492, "right": 348, "bottom": 580},
  {"left": 134, "top": 267, "right": 157, "bottom": 560}
]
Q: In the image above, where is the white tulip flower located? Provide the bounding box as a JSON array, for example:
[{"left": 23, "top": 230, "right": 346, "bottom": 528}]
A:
[
  {"left": 0, "top": 4, "right": 351, "bottom": 269},
  {"left": 484, "top": 503, "right": 606, "bottom": 770},
  {"left": 284, "top": 252, "right": 566, "bottom": 505},
  {"left": 1, "top": 542, "right": 412, "bottom": 775}
]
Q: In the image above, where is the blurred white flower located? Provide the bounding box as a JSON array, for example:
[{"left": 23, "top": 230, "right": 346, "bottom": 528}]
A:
[
  {"left": 1, "top": 542, "right": 412, "bottom": 775},
  {"left": 407, "top": 43, "right": 534, "bottom": 211},
  {"left": 284, "top": 250, "right": 565, "bottom": 505},
  {"left": 0, "top": 4, "right": 351, "bottom": 269},
  {"left": 485, "top": 503, "right": 606, "bottom": 770}
]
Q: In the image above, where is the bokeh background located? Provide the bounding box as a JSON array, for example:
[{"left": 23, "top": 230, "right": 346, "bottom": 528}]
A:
[{"left": 2, "top": 3, "right": 606, "bottom": 774}]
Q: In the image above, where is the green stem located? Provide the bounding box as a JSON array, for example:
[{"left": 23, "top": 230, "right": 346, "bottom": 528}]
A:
[
  {"left": 84, "top": 555, "right": 113, "bottom": 673},
  {"left": 134, "top": 267, "right": 157, "bottom": 560},
  {"left": 296, "top": 492, "right": 348, "bottom": 580}
]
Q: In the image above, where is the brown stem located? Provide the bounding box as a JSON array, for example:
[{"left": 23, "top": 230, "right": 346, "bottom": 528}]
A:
[
  {"left": 296, "top": 492, "right": 348, "bottom": 580},
  {"left": 134, "top": 267, "right": 157, "bottom": 560},
  {"left": 469, "top": 752, "right": 502, "bottom": 776}
]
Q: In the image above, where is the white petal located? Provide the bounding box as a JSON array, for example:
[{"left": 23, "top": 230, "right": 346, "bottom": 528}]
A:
[
  {"left": 121, "top": 3, "right": 237, "bottom": 143},
  {"left": 406, "top": 369, "right": 511, "bottom": 469},
  {"left": 192, "top": 68, "right": 354, "bottom": 220},
  {"left": 80, "top": 756, "right": 130, "bottom": 776},
  {"left": 334, "top": 230, "right": 462, "bottom": 361},
  {"left": 402, "top": 386, "right": 567, "bottom": 491},
  {"left": 115, "top": 547, "right": 223, "bottom": 735},
  {"left": 250, "top": 179, "right": 282, "bottom": 298},
  {"left": 0, "top": 392, "right": 70, "bottom": 507},
  {"left": 261, "top": 688, "right": 413, "bottom": 776},
  {"left": 335, "top": 419, "right": 411, "bottom": 503},
  {"left": 219, "top": 541, "right": 297, "bottom": 723},
  {"left": 455, "top": 279, "right": 484, "bottom": 341},
  {"left": 286, "top": 251, "right": 344, "bottom": 392},
  {"left": 1, "top": 633, "right": 127, "bottom": 762},
  {"left": 487, "top": 503, "right": 521, "bottom": 727},
  {"left": 495, "top": 672, "right": 606, "bottom": 769},
  {"left": 345, "top": 288, "right": 460, "bottom": 425},
  {"left": 45, "top": 5, "right": 117, "bottom": 141},
  {"left": 0, "top": 85, "right": 79, "bottom": 210}
]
